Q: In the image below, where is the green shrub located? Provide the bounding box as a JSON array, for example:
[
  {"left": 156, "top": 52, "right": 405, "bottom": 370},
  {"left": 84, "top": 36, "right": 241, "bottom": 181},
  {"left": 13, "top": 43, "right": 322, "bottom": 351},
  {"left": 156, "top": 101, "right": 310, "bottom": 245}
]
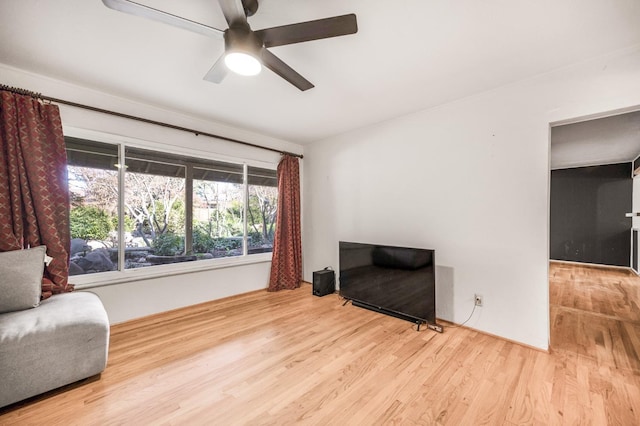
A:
[
  {"left": 192, "top": 228, "right": 216, "bottom": 253},
  {"left": 153, "top": 232, "right": 184, "bottom": 256},
  {"left": 192, "top": 227, "right": 241, "bottom": 253},
  {"left": 113, "top": 215, "right": 134, "bottom": 233},
  {"left": 213, "top": 237, "right": 241, "bottom": 252},
  {"left": 70, "top": 206, "right": 114, "bottom": 241}
]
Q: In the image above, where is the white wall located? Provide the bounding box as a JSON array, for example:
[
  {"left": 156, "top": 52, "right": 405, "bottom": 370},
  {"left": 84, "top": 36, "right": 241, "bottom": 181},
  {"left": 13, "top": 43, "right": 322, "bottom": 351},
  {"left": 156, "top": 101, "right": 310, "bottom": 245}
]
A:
[
  {"left": 632, "top": 174, "right": 640, "bottom": 272},
  {"left": 89, "top": 261, "right": 272, "bottom": 324},
  {"left": 634, "top": 172, "right": 640, "bottom": 229},
  {"left": 303, "top": 47, "right": 640, "bottom": 350},
  {"left": 0, "top": 63, "right": 304, "bottom": 324}
]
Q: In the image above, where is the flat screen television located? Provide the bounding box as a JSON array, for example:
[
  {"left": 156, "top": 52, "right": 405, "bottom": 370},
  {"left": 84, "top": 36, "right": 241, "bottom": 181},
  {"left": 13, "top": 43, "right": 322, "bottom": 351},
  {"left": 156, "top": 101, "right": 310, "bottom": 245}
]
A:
[{"left": 339, "top": 241, "right": 437, "bottom": 329}]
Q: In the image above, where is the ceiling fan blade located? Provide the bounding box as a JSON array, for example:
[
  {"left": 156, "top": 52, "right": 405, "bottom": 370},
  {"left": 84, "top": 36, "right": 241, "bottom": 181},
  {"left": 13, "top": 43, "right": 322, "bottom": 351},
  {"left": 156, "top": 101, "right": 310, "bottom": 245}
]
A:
[
  {"left": 102, "top": 0, "right": 224, "bottom": 39},
  {"left": 217, "top": 0, "right": 247, "bottom": 27},
  {"left": 260, "top": 49, "right": 314, "bottom": 91},
  {"left": 255, "top": 14, "right": 357, "bottom": 48},
  {"left": 203, "top": 54, "right": 228, "bottom": 83}
]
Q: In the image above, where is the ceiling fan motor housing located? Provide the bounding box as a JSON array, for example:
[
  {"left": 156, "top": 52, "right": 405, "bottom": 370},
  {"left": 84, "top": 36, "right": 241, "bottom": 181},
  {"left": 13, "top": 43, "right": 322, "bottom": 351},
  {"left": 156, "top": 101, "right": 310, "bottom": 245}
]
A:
[{"left": 225, "top": 25, "right": 263, "bottom": 57}]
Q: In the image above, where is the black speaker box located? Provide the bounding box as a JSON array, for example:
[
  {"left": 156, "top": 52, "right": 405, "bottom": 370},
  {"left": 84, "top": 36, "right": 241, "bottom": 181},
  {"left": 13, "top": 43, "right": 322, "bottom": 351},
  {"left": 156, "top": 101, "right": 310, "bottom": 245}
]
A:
[{"left": 313, "top": 269, "right": 335, "bottom": 297}]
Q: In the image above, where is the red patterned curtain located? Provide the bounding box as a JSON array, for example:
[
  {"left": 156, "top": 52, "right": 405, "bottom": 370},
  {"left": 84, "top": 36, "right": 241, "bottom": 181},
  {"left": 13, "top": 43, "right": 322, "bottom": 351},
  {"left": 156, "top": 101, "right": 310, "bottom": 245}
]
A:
[
  {"left": 268, "top": 155, "right": 302, "bottom": 291},
  {"left": 0, "top": 89, "right": 73, "bottom": 298}
]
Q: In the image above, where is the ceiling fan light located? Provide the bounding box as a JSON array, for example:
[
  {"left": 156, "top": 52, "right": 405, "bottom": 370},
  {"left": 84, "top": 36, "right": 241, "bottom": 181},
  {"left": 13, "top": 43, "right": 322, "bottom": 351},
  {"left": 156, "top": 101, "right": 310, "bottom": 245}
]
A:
[{"left": 224, "top": 52, "right": 262, "bottom": 76}]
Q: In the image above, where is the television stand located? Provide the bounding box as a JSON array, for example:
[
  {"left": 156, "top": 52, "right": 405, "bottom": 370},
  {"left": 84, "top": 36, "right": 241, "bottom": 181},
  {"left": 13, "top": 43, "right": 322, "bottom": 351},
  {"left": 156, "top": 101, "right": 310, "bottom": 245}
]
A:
[
  {"left": 426, "top": 323, "right": 443, "bottom": 333},
  {"left": 350, "top": 299, "right": 443, "bottom": 333}
]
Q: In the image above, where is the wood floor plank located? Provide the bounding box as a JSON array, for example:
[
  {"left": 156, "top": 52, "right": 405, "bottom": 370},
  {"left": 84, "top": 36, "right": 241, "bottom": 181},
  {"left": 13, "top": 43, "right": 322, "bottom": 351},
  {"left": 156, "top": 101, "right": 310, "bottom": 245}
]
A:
[{"left": 1, "top": 265, "right": 640, "bottom": 424}]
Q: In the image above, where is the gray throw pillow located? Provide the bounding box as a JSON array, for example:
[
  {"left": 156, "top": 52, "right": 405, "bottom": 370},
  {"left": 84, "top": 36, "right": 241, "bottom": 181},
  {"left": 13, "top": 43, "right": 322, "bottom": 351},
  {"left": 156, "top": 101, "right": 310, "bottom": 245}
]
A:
[{"left": 0, "top": 246, "right": 46, "bottom": 314}]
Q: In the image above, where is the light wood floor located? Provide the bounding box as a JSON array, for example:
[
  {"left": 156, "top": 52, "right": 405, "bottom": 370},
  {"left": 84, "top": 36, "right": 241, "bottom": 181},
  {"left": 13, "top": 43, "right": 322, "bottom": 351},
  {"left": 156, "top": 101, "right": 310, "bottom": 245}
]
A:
[
  {"left": 550, "top": 262, "right": 640, "bottom": 374},
  {"left": 1, "top": 264, "right": 639, "bottom": 425}
]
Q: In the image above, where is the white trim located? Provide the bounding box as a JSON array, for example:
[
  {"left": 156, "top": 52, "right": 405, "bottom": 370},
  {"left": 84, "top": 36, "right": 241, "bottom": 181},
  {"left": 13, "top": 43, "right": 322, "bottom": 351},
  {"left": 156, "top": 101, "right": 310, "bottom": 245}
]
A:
[
  {"left": 549, "top": 259, "right": 632, "bottom": 271},
  {"left": 546, "top": 122, "right": 552, "bottom": 349},
  {"left": 549, "top": 104, "right": 640, "bottom": 128},
  {"left": 549, "top": 159, "right": 634, "bottom": 171},
  {"left": 242, "top": 163, "right": 248, "bottom": 256},
  {"left": 72, "top": 252, "right": 273, "bottom": 289},
  {"left": 631, "top": 229, "right": 636, "bottom": 274},
  {"left": 117, "top": 143, "right": 126, "bottom": 273}
]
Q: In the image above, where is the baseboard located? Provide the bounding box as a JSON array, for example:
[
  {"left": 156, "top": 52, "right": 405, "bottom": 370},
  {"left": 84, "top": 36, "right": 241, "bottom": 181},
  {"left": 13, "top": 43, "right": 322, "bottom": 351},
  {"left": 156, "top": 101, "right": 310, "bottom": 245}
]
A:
[
  {"left": 550, "top": 259, "right": 633, "bottom": 273},
  {"left": 437, "top": 318, "right": 550, "bottom": 354},
  {"left": 110, "top": 287, "right": 267, "bottom": 331}
]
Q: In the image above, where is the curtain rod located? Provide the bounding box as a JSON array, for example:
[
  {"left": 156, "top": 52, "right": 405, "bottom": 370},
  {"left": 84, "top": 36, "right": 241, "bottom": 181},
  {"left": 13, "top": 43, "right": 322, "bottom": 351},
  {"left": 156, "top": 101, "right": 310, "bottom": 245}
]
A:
[{"left": 0, "top": 84, "right": 303, "bottom": 159}]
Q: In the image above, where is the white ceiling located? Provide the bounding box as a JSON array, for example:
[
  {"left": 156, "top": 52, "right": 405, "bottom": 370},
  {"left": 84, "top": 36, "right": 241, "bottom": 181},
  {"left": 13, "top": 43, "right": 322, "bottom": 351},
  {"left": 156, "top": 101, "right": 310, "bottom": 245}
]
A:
[
  {"left": 551, "top": 110, "right": 640, "bottom": 170},
  {"left": 1, "top": 0, "right": 640, "bottom": 144}
]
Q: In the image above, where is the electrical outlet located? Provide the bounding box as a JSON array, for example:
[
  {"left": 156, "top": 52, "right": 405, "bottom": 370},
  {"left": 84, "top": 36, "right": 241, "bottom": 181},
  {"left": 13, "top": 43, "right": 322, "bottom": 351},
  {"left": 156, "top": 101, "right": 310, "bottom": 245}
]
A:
[{"left": 474, "top": 294, "right": 483, "bottom": 307}]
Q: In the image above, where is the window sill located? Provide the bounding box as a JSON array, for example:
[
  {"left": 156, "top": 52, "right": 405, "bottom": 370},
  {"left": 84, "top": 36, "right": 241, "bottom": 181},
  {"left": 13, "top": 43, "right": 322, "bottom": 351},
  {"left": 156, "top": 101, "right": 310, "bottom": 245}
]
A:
[{"left": 72, "top": 253, "right": 273, "bottom": 289}]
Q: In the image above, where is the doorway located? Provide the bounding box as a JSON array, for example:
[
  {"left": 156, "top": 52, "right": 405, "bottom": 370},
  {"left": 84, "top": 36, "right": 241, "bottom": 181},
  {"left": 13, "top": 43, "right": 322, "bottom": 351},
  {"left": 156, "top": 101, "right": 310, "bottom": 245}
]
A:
[{"left": 549, "top": 109, "right": 640, "bottom": 356}]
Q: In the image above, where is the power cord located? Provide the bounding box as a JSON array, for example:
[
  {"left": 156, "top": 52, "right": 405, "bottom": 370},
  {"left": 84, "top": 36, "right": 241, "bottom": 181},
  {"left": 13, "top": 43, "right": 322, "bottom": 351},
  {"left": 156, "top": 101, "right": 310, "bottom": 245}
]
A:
[{"left": 444, "top": 302, "right": 477, "bottom": 329}]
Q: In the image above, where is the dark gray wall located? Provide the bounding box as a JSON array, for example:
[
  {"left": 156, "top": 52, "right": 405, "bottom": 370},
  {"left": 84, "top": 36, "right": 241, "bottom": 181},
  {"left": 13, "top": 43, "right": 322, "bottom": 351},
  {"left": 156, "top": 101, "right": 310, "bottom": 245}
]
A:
[{"left": 550, "top": 163, "right": 632, "bottom": 267}]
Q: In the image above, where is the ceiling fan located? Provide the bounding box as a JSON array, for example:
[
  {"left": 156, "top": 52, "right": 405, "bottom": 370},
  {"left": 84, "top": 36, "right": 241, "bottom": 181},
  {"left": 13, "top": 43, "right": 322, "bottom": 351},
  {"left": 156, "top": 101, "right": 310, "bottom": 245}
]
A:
[{"left": 102, "top": 0, "right": 358, "bottom": 91}]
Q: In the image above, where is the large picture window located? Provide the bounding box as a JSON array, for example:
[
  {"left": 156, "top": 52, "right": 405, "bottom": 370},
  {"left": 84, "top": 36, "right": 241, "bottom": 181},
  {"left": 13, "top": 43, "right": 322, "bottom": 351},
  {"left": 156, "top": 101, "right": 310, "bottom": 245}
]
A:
[{"left": 66, "top": 137, "right": 277, "bottom": 276}]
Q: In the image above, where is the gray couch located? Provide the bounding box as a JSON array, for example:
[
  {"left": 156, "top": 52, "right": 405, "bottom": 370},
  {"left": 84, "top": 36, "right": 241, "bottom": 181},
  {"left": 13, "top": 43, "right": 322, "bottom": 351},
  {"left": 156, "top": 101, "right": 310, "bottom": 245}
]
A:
[{"left": 0, "top": 247, "right": 110, "bottom": 408}]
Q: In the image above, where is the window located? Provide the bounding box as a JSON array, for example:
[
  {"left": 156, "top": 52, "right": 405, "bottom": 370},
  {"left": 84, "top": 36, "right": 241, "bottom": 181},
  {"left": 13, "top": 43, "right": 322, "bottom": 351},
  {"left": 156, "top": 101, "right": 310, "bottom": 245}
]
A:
[
  {"left": 124, "top": 148, "right": 187, "bottom": 269},
  {"left": 192, "top": 161, "right": 246, "bottom": 259},
  {"left": 67, "top": 138, "right": 120, "bottom": 275},
  {"left": 66, "top": 137, "right": 277, "bottom": 276},
  {"left": 247, "top": 166, "right": 278, "bottom": 254}
]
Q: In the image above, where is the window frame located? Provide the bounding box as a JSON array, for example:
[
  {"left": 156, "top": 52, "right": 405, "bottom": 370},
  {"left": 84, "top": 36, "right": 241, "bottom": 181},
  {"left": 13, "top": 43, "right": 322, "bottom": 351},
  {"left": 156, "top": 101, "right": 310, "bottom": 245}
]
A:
[{"left": 65, "top": 127, "right": 277, "bottom": 289}]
